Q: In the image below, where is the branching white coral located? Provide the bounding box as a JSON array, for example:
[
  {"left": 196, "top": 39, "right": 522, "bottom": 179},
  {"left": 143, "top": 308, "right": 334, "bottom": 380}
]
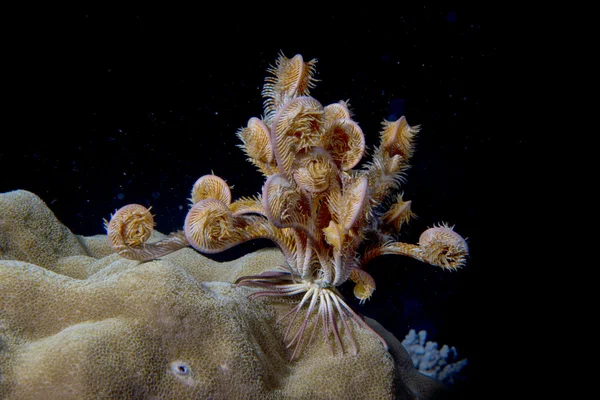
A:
[{"left": 401, "top": 329, "right": 468, "bottom": 385}]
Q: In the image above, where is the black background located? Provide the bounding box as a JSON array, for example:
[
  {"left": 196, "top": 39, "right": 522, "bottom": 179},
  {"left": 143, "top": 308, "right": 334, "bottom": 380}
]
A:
[{"left": 3, "top": 7, "right": 519, "bottom": 399}]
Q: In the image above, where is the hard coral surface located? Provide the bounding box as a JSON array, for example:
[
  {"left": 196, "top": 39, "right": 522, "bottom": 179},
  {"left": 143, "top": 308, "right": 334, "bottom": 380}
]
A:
[{"left": 0, "top": 190, "right": 446, "bottom": 399}]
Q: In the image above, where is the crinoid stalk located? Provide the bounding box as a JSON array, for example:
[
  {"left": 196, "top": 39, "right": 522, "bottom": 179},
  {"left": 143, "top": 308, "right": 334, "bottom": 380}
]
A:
[{"left": 106, "top": 53, "right": 469, "bottom": 360}]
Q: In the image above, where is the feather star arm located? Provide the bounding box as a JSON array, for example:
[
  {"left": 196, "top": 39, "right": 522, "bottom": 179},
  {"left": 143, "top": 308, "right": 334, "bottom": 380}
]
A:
[
  {"left": 106, "top": 53, "right": 469, "bottom": 361},
  {"left": 105, "top": 204, "right": 189, "bottom": 261},
  {"left": 190, "top": 174, "right": 231, "bottom": 206},
  {"left": 262, "top": 174, "right": 316, "bottom": 242},
  {"left": 228, "top": 195, "right": 266, "bottom": 217},
  {"left": 262, "top": 53, "right": 318, "bottom": 125},
  {"left": 360, "top": 224, "right": 469, "bottom": 271},
  {"left": 236, "top": 117, "right": 279, "bottom": 177},
  {"left": 270, "top": 96, "right": 325, "bottom": 179},
  {"left": 365, "top": 117, "right": 420, "bottom": 204},
  {"left": 184, "top": 198, "right": 297, "bottom": 266}
]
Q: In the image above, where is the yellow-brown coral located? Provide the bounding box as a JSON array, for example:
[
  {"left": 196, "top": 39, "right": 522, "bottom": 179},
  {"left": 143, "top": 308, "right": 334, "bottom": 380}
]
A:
[{"left": 105, "top": 52, "right": 469, "bottom": 361}]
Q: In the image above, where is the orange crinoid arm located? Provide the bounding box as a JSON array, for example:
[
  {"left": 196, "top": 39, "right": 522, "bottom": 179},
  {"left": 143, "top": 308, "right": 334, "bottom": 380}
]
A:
[
  {"left": 360, "top": 224, "right": 469, "bottom": 271},
  {"left": 105, "top": 204, "right": 189, "bottom": 261}
]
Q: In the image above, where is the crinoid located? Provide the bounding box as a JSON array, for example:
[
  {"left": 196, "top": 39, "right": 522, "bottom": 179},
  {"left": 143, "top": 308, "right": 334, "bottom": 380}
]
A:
[{"left": 106, "top": 53, "right": 469, "bottom": 360}]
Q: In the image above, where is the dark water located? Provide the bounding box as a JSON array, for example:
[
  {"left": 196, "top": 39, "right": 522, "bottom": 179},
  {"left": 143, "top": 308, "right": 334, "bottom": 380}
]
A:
[{"left": 3, "top": 8, "right": 518, "bottom": 399}]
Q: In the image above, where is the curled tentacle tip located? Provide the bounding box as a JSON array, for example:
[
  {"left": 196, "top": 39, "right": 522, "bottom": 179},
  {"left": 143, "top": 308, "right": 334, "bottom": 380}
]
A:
[
  {"left": 293, "top": 147, "right": 336, "bottom": 193},
  {"left": 324, "top": 118, "right": 365, "bottom": 170},
  {"left": 190, "top": 174, "right": 231, "bottom": 206},
  {"left": 265, "top": 53, "right": 317, "bottom": 102},
  {"left": 262, "top": 173, "right": 310, "bottom": 229},
  {"left": 342, "top": 176, "right": 369, "bottom": 231},
  {"left": 271, "top": 96, "right": 325, "bottom": 176},
  {"left": 237, "top": 117, "right": 274, "bottom": 163},
  {"left": 353, "top": 284, "right": 375, "bottom": 304},
  {"left": 381, "top": 116, "right": 420, "bottom": 159},
  {"left": 184, "top": 198, "right": 233, "bottom": 253},
  {"left": 324, "top": 101, "right": 352, "bottom": 122},
  {"left": 382, "top": 193, "right": 415, "bottom": 231},
  {"left": 323, "top": 221, "right": 343, "bottom": 250},
  {"left": 418, "top": 224, "right": 469, "bottom": 270},
  {"left": 350, "top": 268, "right": 376, "bottom": 304},
  {"left": 106, "top": 204, "right": 155, "bottom": 250}
]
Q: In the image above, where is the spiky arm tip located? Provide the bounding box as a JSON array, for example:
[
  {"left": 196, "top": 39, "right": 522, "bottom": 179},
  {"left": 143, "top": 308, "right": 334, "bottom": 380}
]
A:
[
  {"left": 105, "top": 204, "right": 189, "bottom": 261},
  {"left": 360, "top": 224, "right": 468, "bottom": 271}
]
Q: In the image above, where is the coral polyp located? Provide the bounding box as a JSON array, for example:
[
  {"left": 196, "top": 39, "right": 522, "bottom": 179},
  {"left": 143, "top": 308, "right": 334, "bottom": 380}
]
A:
[{"left": 106, "top": 53, "right": 469, "bottom": 360}]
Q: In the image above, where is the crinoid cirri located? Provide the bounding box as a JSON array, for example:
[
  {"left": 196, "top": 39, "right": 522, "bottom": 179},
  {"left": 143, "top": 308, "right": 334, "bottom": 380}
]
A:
[{"left": 105, "top": 53, "right": 469, "bottom": 360}]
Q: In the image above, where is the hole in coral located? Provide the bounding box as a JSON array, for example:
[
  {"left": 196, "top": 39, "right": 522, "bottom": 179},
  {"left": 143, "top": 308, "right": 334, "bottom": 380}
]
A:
[{"left": 171, "top": 361, "right": 191, "bottom": 376}]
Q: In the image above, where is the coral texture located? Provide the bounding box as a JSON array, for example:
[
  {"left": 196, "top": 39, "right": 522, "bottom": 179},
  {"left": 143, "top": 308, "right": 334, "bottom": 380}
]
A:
[
  {"left": 0, "top": 190, "right": 447, "bottom": 399},
  {"left": 105, "top": 53, "right": 469, "bottom": 361}
]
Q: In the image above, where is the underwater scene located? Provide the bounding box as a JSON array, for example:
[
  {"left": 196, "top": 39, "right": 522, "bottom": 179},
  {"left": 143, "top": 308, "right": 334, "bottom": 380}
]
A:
[{"left": 2, "top": 8, "right": 505, "bottom": 399}]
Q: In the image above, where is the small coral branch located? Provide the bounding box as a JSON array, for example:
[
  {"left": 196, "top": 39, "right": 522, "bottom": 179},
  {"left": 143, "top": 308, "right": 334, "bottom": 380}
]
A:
[{"left": 105, "top": 52, "right": 469, "bottom": 361}]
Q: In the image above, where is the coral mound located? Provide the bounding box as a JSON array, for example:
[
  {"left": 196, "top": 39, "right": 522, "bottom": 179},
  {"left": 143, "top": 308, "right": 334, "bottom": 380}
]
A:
[{"left": 1, "top": 190, "right": 447, "bottom": 399}]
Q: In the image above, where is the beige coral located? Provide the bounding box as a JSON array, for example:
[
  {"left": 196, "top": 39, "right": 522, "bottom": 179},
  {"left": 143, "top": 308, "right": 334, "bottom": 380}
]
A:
[
  {"left": 0, "top": 189, "right": 89, "bottom": 268},
  {"left": 0, "top": 190, "right": 447, "bottom": 399}
]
